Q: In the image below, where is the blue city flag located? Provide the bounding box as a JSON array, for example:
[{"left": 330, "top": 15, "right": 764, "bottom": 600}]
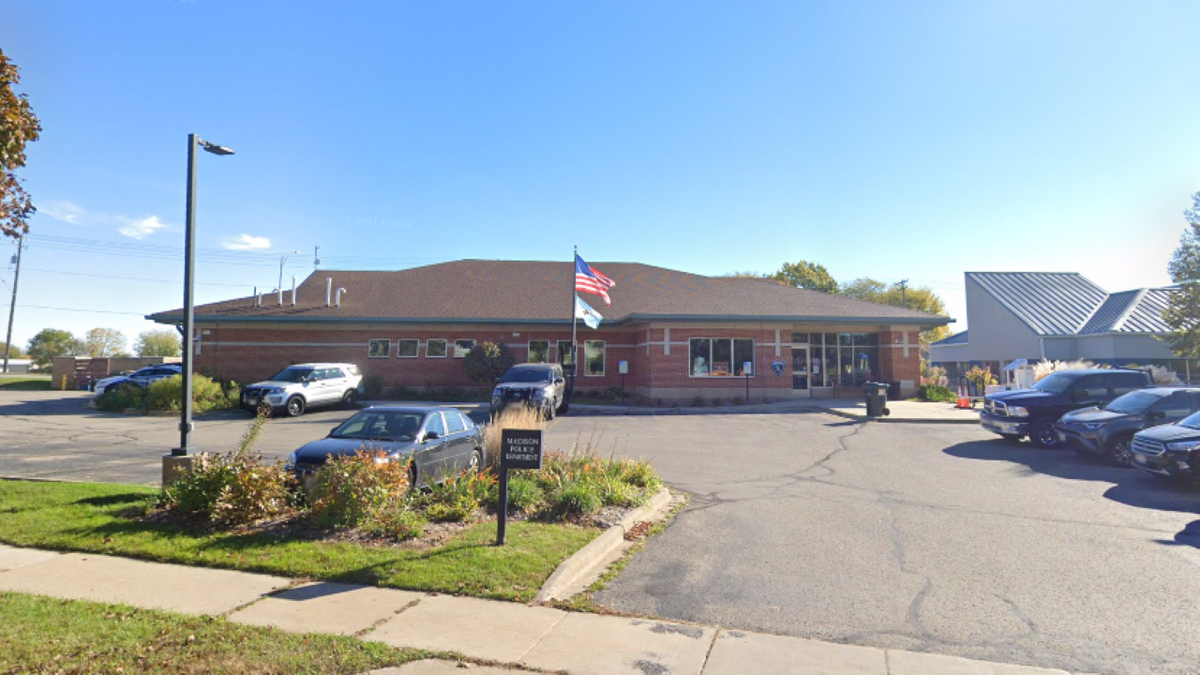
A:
[{"left": 574, "top": 294, "right": 603, "bottom": 329}]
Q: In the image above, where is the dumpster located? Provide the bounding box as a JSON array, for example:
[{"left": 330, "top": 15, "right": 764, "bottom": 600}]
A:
[{"left": 865, "top": 382, "right": 889, "bottom": 417}]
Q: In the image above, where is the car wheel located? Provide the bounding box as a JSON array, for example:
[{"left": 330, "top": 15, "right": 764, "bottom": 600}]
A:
[
  {"left": 558, "top": 397, "right": 569, "bottom": 415},
  {"left": 468, "top": 448, "right": 483, "bottom": 474},
  {"left": 285, "top": 396, "right": 306, "bottom": 417},
  {"left": 408, "top": 463, "right": 419, "bottom": 492},
  {"left": 545, "top": 402, "right": 555, "bottom": 421},
  {"left": 341, "top": 389, "right": 359, "bottom": 409},
  {"left": 1107, "top": 434, "right": 1134, "bottom": 467},
  {"left": 1030, "top": 419, "right": 1060, "bottom": 448}
]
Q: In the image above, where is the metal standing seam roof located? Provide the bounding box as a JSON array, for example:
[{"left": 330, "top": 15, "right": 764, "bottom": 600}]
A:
[
  {"left": 147, "top": 260, "right": 951, "bottom": 327},
  {"left": 967, "top": 272, "right": 1108, "bottom": 335},
  {"left": 931, "top": 330, "right": 969, "bottom": 346},
  {"left": 1114, "top": 287, "right": 1174, "bottom": 333}
]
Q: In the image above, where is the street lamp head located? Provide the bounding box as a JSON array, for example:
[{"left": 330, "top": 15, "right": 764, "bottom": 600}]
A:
[{"left": 198, "top": 139, "right": 235, "bottom": 156}]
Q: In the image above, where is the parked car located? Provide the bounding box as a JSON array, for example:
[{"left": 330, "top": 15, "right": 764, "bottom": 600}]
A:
[
  {"left": 239, "top": 363, "right": 363, "bottom": 417},
  {"left": 93, "top": 364, "right": 183, "bottom": 396},
  {"left": 490, "top": 363, "right": 567, "bottom": 420},
  {"left": 285, "top": 405, "right": 483, "bottom": 490},
  {"left": 1055, "top": 387, "right": 1200, "bottom": 466},
  {"left": 1129, "top": 410, "right": 1200, "bottom": 482},
  {"left": 980, "top": 368, "right": 1152, "bottom": 448}
]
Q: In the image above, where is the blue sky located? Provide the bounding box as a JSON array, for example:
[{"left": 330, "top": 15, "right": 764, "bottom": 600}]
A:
[{"left": 2, "top": 0, "right": 1198, "bottom": 350}]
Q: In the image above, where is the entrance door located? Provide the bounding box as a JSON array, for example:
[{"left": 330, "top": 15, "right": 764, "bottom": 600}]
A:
[{"left": 792, "top": 347, "right": 809, "bottom": 392}]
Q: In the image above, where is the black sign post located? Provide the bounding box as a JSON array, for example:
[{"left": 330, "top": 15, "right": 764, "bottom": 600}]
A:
[{"left": 497, "top": 428, "right": 543, "bottom": 546}]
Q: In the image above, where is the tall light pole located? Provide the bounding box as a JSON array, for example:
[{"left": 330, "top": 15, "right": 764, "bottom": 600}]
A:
[
  {"left": 173, "top": 133, "right": 234, "bottom": 460},
  {"left": 278, "top": 250, "right": 301, "bottom": 291}
]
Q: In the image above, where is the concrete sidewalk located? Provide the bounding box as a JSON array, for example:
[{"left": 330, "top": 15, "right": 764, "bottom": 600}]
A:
[
  {"left": 0, "top": 543, "right": 1079, "bottom": 674},
  {"left": 564, "top": 397, "right": 981, "bottom": 424}
]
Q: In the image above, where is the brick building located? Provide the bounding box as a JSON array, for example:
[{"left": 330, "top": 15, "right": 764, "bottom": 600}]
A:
[{"left": 147, "top": 260, "right": 949, "bottom": 401}]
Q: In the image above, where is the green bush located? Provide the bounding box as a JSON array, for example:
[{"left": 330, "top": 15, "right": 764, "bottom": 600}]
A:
[
  {"left": 146, "top": 374, "right": 235, "bottom": 413},
  {"left": 310, "top": 450, "right": 411, "bottom": 528},
  {"left": 415, "top": 468, "right": 495, "bottom": 523},
  {"left": 550, "top": 480, "right": 603, "bottom": 518},
  {"left": 94, "top": 383, "right": 148, "bottom": 412},
  {"left": 918, "top": 384, "right": 955, "bottom": 402},
  {"left": 361, "top": 506, "right": 426, "bottom": 541},
  {"left": 501, "top": 473, "right": 545, "bottom": 514}
]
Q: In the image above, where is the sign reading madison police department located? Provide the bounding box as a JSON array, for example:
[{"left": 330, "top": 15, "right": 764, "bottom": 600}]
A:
[{"left": 501, "top": 429, "right": 543, "bottom": 470}]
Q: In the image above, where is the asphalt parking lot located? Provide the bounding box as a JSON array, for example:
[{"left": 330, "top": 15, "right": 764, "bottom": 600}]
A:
[{"left": 3, "top": 390, "right": 1199, "bottom": 674}]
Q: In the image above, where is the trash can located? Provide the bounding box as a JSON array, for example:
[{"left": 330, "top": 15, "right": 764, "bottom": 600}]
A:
[{"left": 864, "top": 382, "right": 889, "bottom": 417}]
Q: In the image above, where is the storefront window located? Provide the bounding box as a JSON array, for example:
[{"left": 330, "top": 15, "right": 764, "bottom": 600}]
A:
[
  {"left": 528, "top": 340, "right": 549, "bottom": 364},
  {"left": 733, "top": 339, "right": 754, "bottom": 376},
  {"left": 584, "top": 341, "right": 605, "bottom": 376},
  {"left": 690, "top": 338, "right": 711, "bottom": 376}
]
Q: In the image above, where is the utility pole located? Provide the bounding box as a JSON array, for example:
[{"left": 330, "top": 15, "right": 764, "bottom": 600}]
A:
[
  {"left": 3, "top": 236, "right": 24, "bottom": 374},
  {"left": 898, "top": 279, "right": 909, "bottom": 309}
]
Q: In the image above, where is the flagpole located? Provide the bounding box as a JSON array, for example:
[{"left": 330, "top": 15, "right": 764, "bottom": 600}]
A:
[{"left": 568, "top": 246, "right": 579, "bottom": 405}]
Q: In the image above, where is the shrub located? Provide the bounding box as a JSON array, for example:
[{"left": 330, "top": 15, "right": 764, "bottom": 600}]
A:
[
  {"left": 144, "top": 373, "right": 236, "bottom": 413},
  {"left": 95, "top": 383, "right": 148, "bottom": 412},
  {"left": 363, "top": 373, "right": 385, "bottom": 398},
  {"left": 1032, "top": 359, "right": 1095, "bottom": 382},
  {"left": 962, "top": 365, "right": 997, "bottom": 392},
  {"left": 922, "top": 364, "right": 948, "bottom": 387},
  {"left": 362, "top": 507, "right": 426, "bottom": 541},
  {"left": 159, "top": 410, "right": 294, "bottom": 527},
  {"left": 462, "top": 341, "right": 517, "bottom": 384},
  {"left": 500, "top": 473, "right": 545, "bottom": 514},
  {"left": 416, "top": 468, "right": 496, "bottom": 523},
  {"left": 310, "top": 449, "right": 411, "bottom": 528},
  {"left": 550, "top": 480, "right": 603, "bottom": 518},
  {"left": 918, "top": 384, "right": 955, "bottom": 402},
  {"left": 691, "top": 396, "right": 705, "bottom": 407}
]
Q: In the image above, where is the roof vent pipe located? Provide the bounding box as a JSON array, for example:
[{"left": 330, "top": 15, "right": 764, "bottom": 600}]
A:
[
  {"left": 252, "top": 287, "right": 257, "bottom": 307},
  {"left": 291, "top": 276, "right": 297, "bottom": 306},
  {"left": 277, "top": 286, "right": 283, "bottom": 307},
  {"left": 326, "top": 278, "right": 333, "bottom": 307},
  {"left": 335, "top": 287, "right": 347, "bottom": 307}
]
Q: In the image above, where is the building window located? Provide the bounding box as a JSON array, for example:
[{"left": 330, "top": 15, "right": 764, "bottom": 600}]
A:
[
  {"left": 396, "top": 339, "right": 418, "bottom": 358},
  {"left": 454, "top": 339, "right": 476, "bottom": 358},
  {"left": 529, "top": 340, "right": 549, "bottom": 364},
  {"left": 810, "top": 332, "right": 879, "bottom": 386},
  {"left": 368, "top": 339, "right": 389, "bottom": 358},
  {"left": 690, "top": 338, "right": 755, "bottom": 377},
  {"left": 557, "top": 340, "right": 574, "bottom": 367},
  {"left": 584, "top": 341, "right": 605, "bottom": 376},
  {"left": 426, "top": 339, "right": 447, "bottom": 358}
]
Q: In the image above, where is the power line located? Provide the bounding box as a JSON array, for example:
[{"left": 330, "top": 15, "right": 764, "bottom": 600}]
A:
[
  {"left": 21, "top": 267, "right": 249, "bottom": 288},
  {"left": 17, "top": 304, "right": 149, "bottom": 316}
]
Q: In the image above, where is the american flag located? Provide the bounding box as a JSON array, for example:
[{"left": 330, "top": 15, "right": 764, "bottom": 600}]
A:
[{"left": 575, "top": 253, "right": 615, "bottom": 306}]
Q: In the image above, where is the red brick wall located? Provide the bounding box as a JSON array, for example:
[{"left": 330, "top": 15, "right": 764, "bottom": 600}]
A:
[{"left": 878, "top": 329, "right": 921, "bottom": 395}]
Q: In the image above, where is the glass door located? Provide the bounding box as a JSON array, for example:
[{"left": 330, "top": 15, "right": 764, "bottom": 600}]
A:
[{"left": 792, "top": 347, "right": 809, "bottom": 391}]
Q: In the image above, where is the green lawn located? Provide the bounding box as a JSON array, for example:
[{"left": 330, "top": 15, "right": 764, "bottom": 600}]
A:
[
  {"left": 0, "top": 591, "right": 441, "bottom": 674},
  {"left": 0, "top": 479, "right": 598, "bottom": 602},
  {"left": 0, "top": 374, "right": 51, "bottom": 390}
]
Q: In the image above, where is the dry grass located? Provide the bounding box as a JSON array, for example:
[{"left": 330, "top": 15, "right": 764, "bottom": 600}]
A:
[{"left": 483, "top": 406, "right": 546, "bottom": 468}]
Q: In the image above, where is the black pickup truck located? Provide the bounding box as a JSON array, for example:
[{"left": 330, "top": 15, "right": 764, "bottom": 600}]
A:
[{"left": 979, "top": 368, "right": 1153, "bottom": 448}]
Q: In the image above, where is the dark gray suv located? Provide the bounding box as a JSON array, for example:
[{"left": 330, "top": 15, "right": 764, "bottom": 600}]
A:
[{"left": 490, "top": 364, "right": 567, "bottom": 420}]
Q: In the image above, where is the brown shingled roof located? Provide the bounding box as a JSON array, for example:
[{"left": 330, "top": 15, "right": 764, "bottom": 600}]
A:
[{"left": 148, "top": 260, "right": 949, "bottom": 327}]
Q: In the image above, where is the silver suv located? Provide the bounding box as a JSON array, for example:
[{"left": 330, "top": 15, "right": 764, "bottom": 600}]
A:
[{"left": 240, "top": 363, "right": 363, "bottom": 417}]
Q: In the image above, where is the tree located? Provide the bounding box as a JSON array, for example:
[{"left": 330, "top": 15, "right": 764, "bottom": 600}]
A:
[
  {"left": 772, "top": 260, "right": 839, "bottom": 294},
  {"left": 1, "top": 47, "right": 42, "bottom": 239},
  {"left": 462, "top": 340, "right": 516, "bottom": 384},
  {"left": 840, "top": 277, "right": 951, "bottom": 346},
  {"left": 0, "top": 341, "right": 24, "bottom": 358},
  {"left": 134, "top": 329, "right": 181, "bottom": 357},
  {"left": 84, "top": 327, "right": 127, "bottom": 357},
  {"left": 26, "top": 328, "right": 84, "bottom": 369},
  {"left": 1164, "top": 192, "right": 1200, "bottom": 357}
]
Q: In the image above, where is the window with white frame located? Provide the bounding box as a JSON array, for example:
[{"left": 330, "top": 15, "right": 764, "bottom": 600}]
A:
[
  {"left": 584, "top": 340, "right": 605, "bottom": 376},
  {"left": 689, "top": 338, "right": 755, "bottom": 377},
  {"left": 396, "top": 339, "right": 418, "bottom": 358},
  {"left": 426, "top": 339, "right": 448, "bottom": 358},
  {"left": 454, "top": 339, "right": 476, "bottom": 358},
  {"left": 528, "top": 340, "right": 549, "bottom": 364},
  {"left": 368, "top": 339, "right": 390, "bottom": 358}
]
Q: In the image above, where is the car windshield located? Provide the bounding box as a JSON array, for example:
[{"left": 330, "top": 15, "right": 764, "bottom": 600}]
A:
[
  {"left": 501, "top": 368, "right": 552, "bottom": 384},
  {"left": 271, "top": 366, "right": 313, "bottom": 383},
  {"left": 1103, "top": 391, "right": 1163, "bottom": 415},
  {"left": 1031, "top": 373, "right": 1074, "bottom": 394},
  {"left": 330, "top": 411, "right": 423, "bottom": 441},
  {"left": 1180, "top": 411, "right": 1200, "bottom": 430}
]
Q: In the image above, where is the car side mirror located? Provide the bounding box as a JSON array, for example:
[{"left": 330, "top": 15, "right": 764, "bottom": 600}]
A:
[
  {"left": 423, "top": 431, "right": 439, "bottom": 442},
  {"left": 555, "top": 377, "right": 564, "bottom": 384},
  {"left": 1148, "top": 410, "right": 1166, "bottom": 420}
]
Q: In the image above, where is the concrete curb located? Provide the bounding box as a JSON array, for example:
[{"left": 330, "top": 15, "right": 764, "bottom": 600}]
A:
[
  {"left": 809, "top": 406, "right": 980, "bottom": 425},
  {"left": 535, "top": 486, "right": 673, "bottom": 603}
]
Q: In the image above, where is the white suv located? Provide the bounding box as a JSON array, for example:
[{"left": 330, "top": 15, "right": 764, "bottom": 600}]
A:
[{"left": 240, "top": 363, "right": 363, "bottom": 417}]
